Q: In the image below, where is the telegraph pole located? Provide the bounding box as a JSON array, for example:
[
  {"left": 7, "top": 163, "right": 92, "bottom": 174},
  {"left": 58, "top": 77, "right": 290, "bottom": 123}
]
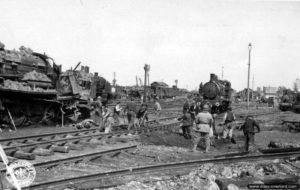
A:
[
  {"left": 247, "top": 43, "right": 252, "bottom": 110},
  {"left": 144, "top": 64, "right": 150, "bottom": 103},
  {"left": 112, "top": 72, "right": 116, "bottom": 87},
  {"left": 222, "top": 66, "right": 224, "bottom": 80},
  {"left": 252, "top": 75, "right": 254, "bottom": 90}
]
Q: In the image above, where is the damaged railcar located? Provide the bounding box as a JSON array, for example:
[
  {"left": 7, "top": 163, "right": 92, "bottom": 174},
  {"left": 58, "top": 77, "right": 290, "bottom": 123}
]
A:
[
  {"left": 0, "top": 43, "right": 64, "bottom": 126},
  {"left": 0, "top": 43, "right": 111, "bottom": 127}
]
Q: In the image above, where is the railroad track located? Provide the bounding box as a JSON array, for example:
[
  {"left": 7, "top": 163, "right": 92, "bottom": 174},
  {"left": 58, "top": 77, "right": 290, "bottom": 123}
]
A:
[
  {"left": 0, "top": 117, "right": 179, "bottom": 160},
  {"left": 215, "top": 110, "right": 279, "bottom": 121},
  {"left": 24, "top": 149, "right": 300, "bottom": 190},
  {"left": 0, "top": 145, "right": 138, "bottom": 172},
  {"left": 237, "top": 110, "right": 280, "bottom": 119}
]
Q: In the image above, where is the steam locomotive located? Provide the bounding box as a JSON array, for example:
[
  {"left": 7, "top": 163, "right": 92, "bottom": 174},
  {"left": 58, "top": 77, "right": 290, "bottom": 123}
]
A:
[
  {"left": 279, "top": 90, "right": 300, "bottom": 113},
  {"left": 0, "top": 42, "right": 111, "bottom": 126},
  {"left": 199, "top": 73, "right": 232, "bottom": 114}
]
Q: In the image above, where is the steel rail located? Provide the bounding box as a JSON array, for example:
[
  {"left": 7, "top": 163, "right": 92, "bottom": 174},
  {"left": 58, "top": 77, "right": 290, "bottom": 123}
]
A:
[
  {"left": 0, "top": 145, "right": 138, "bottom": 172},
  {"left": 214, "top": 110, "right": 279, "bottom": 120},
  {"left": 237, "top": 111, "right": 280, "bottom": 118},
  {"left": 24, "top": 151, "right": 300, "bottom": 190},
  {"left": 2, "top": 121, "right": 180, "bottom": 156},
  {"left": 0, "top": 116, "right": 177, "bottom": 146}
]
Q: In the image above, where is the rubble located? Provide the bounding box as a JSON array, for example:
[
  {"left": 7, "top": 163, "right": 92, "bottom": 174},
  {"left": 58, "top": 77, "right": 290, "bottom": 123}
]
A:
[
  {"left": 268, "top": 141, "right": 300, "bottom": 148},
  {"left": 19, "top": 46, "right": 33, "bottom": 55},
  {"left": 22, "top": 70, "right": 52, "bottom": 82},
  {"left": 109, "top": 167, "right": 231, "bottom": 190},
  {"left": 2, "top": 79, "right": 31, "bottom": 91},
  {"left": 1, "top": 79, "right": 56, "bottom": 92}
]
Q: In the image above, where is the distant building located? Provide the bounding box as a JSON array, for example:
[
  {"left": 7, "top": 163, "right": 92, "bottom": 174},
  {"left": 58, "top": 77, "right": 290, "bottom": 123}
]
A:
[
  {"left": 295, "top": 78, "right": 300, "bottom": 92},
  {"left": 257, "top": 87, "right": 262, "bottom": 94},
  {"left": 236, "top": 88, "right": 259, "bottom": 101},
  {"left": 263, "top": 86, "right": 278, "bottom": 98}
]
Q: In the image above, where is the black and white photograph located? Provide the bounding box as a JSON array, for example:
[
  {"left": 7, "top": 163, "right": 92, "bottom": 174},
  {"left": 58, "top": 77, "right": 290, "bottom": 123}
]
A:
[{"left": 0, "top": 0, "right": 300, "bottom": 189}]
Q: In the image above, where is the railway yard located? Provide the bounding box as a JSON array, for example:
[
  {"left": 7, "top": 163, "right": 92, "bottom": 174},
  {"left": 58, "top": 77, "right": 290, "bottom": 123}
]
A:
[
  {"left": 1, "top": 2, "right": 300, "bottom": 189},
  {"left": 0, "top": 99, "right": 299, "bottom": 190}
]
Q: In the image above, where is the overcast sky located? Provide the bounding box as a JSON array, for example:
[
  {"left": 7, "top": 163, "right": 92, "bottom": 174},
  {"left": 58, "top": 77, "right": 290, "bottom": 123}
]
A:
[{"left": 1, "top": 0, "right": 300, "bottom": 91}]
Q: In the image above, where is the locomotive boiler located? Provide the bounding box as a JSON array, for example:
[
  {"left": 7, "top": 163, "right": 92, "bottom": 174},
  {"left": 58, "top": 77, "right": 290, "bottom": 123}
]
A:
[{"left": 199, "top": 73, "right": 232, "bottom": 114}]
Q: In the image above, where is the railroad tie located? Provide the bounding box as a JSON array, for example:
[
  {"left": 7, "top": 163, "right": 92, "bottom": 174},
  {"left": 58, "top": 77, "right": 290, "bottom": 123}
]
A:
[
  {"left": 50, "top": 145, "right": 69, "bottom": 153},
  {"left": 13, "top": 150, "right": 36, "bottom": 160},
  {"left": 63, "top": 142, "right": 84, "bottom": 151},
  {"left": 88, "top": 138, "right": 102, "bottom": 146},
  {"left": 32, "top": 147, "right": 54, "bottom": 156},
  {"left": 78, "top": 139, "right": 93, "bottom": 146}
]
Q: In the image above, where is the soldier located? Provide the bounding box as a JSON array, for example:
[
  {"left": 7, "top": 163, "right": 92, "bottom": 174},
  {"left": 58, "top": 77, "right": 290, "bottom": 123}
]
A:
[
  {"left": 90, "top": 97, "right": 102, "bottom": 127},
  {"left": 189, "top": 100, "right": 197, "bottom": 121},
  {"left": 195, "top": 101, "right": 202, "bottom": 115},
  {"left": 102, "top": 105, "right": 114, "bottom": 133},
  {"left": 177, "top": 108, "right": 193, "bottom": 139},
  {"left": 192, "top": 104, "right": 214, "bottom": 153},
  {"left": 183, "top": 99, "right": 190, "bottom": 111},
  {"left": 221, "top": 107, "right": 236, "bottom": 144},
  {"left": 137, "top": 103, "right": 148, "bottom": 127},
  {"left": 239, "top": 115, "right": 260, "bottom": 152},
  {"left": 154, "top": 99, "right": 161, "bottom": 123},
  {"left": 113, "top": 102, "right": 122, "bottom": 125},
  {"left": 75, "top": 119, "right": 98, "bottom": 129},
  {"left": 125, "top": 99, "right": 137, "bottom": 130}
]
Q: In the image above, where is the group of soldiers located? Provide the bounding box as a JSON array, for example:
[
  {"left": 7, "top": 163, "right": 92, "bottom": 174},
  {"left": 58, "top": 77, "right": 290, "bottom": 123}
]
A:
[
  {"left": 86, "top": 96, "right": 260, "bottom": 153},
  {"left": 87, "top": 96, "right": 162, "bottom": 133},
  {"left": 177, "top": 99, "right": 261, "bottom": 153}
]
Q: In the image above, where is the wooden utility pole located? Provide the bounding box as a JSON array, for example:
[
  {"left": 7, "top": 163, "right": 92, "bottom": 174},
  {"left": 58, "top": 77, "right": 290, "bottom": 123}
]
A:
[
  {"left": 247, "top": 43, "right": 252, "bottom": 110},
  {"left": 252, "top": 75, "right": 254, "bottom": 99},
  {"left": 222, "top": 66, "right": 224, "bottom": 80},
  {"left": 112, "top": 72, "right": 116, "bottom": 87}
]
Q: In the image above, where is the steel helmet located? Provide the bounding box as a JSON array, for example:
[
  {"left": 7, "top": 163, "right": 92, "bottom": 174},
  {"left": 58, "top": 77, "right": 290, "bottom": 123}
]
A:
[{"left": 203, "top": 104, "right": 210, "bottom": 111}]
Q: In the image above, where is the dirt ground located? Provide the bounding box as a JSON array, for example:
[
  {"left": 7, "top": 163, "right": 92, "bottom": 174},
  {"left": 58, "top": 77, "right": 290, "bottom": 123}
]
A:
[{"left": 1, "top": 102, "right": 300, "bottom": 189}]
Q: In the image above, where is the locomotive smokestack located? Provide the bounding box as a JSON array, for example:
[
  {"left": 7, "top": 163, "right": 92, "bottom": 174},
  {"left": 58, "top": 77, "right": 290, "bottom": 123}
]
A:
[
  {"left": 94, "top": 72, "right": 98, "bottom": 77},
  {"left": 81, "top": 66, "right": 85, "bottom": 71},
  {"left": 210, "top": 73, "right": 217, "bottom": 81}
]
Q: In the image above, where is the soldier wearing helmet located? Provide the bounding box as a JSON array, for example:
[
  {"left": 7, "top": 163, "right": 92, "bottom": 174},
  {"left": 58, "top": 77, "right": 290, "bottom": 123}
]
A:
[
  {"left": 193, "top": 104, "right": 214, "bottom": 153},
  {"left": 103, "top": 105, "right": 114, "bottom": 133}
]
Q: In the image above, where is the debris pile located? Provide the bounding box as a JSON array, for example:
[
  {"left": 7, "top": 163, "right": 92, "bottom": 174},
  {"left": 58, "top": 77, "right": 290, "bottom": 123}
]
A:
[
  {"left": 73, "top": 119, "right": 98, "bottom": 129},
  {"left": 109, "top": 166, "right": 237, "bottom": 190},
  {"left": 19, "top": 45, "right": 33, "bottom": 55},
  {"left": 111, "top": 161, "right": 296, "bottom": 190},
  {"left": 22, "top": 70, "right": 52, "bottom": 82},
  {"left": 268, "top": 141, "right": 300, "bottom": 148},
  {"left": 2, "top": 79, "right": 31, "bottom": 91},
  {"left": 195, "top": 162, "right": 279, "bottom": 179},
  {"left": 1, "top": 79, "right": 56, "bottom": 92}
]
